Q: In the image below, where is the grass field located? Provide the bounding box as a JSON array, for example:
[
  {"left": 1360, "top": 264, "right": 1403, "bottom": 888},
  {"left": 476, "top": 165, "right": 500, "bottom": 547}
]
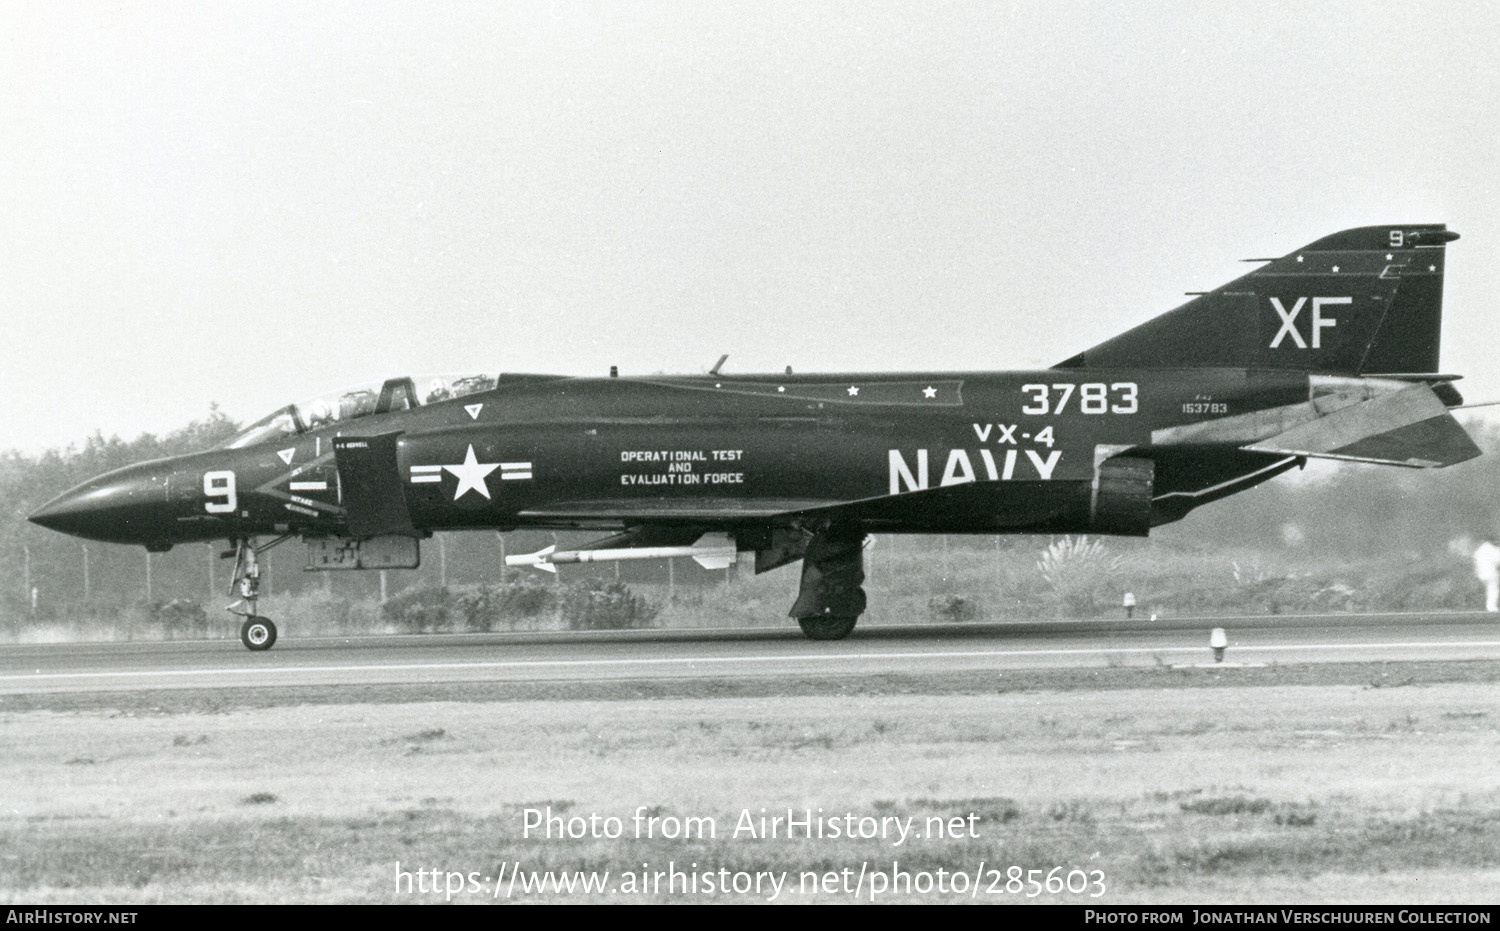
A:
[{"left": 3, "top": 664, "right": 1500, "bottom": 904}]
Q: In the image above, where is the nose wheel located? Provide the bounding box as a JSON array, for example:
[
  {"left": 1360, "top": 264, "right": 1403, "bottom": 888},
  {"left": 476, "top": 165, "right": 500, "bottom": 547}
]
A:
[{"left": 240, "top": 616, "right": 278, "bottom": 651}]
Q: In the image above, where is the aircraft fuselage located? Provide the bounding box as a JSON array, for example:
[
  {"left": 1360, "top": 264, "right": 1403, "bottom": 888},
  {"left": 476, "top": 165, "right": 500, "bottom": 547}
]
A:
[{"left": 31, "top": 367, "right": 1325, "bottom": 547}]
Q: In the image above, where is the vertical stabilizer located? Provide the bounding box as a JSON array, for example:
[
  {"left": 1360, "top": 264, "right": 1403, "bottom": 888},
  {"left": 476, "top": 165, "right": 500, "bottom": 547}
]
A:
[{"left": 1057, "top": 225, "right": 1457, "bottom": 374}]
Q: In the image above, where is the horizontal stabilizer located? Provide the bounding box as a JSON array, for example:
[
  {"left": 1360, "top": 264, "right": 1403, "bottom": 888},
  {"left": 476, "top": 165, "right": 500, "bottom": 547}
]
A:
[{"left": 1245, "top": 383, "right": 1480, "bottom": 467}]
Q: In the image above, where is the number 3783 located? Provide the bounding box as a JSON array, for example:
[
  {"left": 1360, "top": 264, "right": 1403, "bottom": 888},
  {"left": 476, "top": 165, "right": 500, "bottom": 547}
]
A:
[{"left": 1020, "top": 382, "right": 1138, "bottom": 415}]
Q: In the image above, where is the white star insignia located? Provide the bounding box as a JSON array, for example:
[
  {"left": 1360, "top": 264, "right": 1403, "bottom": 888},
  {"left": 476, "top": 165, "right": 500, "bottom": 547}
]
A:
[
  {"left": 847, "top": 385, "right": 859, "bottom": 396},
  {"left": 923, "top": 386, "right": 937, "bottom": 399},
  {"left": 443, "top": 444, "right": 500, "bottom": 500}
]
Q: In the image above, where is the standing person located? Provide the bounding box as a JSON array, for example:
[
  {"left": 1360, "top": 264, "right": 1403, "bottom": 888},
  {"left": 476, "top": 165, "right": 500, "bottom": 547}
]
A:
[{"left": 1473, "top": 541, "right": 1500, "bottom": 613}]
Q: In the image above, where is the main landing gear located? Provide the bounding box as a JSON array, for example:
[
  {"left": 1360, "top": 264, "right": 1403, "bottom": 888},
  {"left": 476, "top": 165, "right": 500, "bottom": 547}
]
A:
[
  {"left": 225, "top": 537, "right": 289, "bottom": 651},
  {"left": 790, "top": 524, "right": 867, "bottom": 641}
]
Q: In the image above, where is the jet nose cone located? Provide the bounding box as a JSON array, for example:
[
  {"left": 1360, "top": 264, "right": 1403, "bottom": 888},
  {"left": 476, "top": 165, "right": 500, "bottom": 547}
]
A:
[
  {"left": 27, "top": 495, "right": 82, "bottom": 533},
  {"left": 28, "top": 462, "right": 173, "bottom": 545}
]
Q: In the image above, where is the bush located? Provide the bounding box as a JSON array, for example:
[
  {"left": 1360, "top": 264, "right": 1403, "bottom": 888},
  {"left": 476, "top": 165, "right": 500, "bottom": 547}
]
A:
[
  {"left": 381, "top": 586, "right": 454, "bottom": 633},
  {"left": 451, "top": 579, "right": 562, "bottom": 632},
  {"left": 306, "top": 592, "right": 356, "bottom": 633},
  {"left": 454, "top": 585, "right": 504, "bottom": 632},
  {"left": 1038, "top": 536, "right": 1122, "bottom": 617},
  {"left": 560, "top": 578, "right": 658, "bottom": 631},
  {"left": 381, "top": 580, "right": 566, "bottom": 634},
  {"left": 271, "top": 589, "right": 381, "bottom": 637},
  {"left": 154, "top": 598, "right": 208, "bottom": 639},
  {"left": 497, "top": 577, "right": 560, "bottom": 620},
  {"left": 927, "top": 593, "right": 980, "bottom": 622}
]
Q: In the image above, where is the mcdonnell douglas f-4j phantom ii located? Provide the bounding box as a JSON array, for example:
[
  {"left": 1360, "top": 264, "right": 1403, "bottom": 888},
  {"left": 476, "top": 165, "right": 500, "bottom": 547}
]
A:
[{"left": 30, "top": 225, "right": 1481, "bottom": 649}]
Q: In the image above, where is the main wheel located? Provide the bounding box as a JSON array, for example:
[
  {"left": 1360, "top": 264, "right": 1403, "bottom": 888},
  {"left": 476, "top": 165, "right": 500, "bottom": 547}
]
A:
[
  {"left": 240, "top": 616, "right": 277, "bottom": 651},
  {"left": 797, "top": 614, "right": 858, "bottom": 641}
]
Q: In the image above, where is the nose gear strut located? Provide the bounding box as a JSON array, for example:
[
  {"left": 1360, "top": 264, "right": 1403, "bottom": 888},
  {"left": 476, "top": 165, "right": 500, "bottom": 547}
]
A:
[{"left": 225, "top": 535, "right": 291, "bottom": 650}]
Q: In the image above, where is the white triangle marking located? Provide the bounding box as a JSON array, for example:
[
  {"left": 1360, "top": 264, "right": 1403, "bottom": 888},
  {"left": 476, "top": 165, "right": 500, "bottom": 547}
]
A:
[
  {"left": 465, "top": 403, "right": 483, "bottom": 420},
  {"left": 277, "top": 448, "right": 296, "bottom": 465}
]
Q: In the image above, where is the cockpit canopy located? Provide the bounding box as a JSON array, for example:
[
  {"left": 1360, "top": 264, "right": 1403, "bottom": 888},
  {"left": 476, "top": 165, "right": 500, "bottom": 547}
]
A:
[{"left": 226, "top": 374, "right": 497, "bottom": 449}]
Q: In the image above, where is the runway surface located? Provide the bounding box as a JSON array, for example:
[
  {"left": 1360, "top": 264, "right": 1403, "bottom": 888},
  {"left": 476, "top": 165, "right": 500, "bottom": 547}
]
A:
[{"left": 2, "top": 612, "right": 1499, "bottom": 694}]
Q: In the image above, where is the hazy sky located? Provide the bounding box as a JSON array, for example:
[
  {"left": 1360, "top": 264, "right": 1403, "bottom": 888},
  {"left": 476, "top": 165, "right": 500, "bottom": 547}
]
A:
[{"left": 3, "top": 1, "right": 1498, "bottom": 452}]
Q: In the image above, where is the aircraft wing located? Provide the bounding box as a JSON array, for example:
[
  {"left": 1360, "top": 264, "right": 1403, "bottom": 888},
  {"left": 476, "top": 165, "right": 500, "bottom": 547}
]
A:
[
  {"left": 514, "top": 498, "right": 841, "bottom": 525},
  {"left": 517, "top": 483, "right": 1075, "bottom": 533},
  {"left": 1244, "top": 383, "right": 1480, "bottom": 468}
]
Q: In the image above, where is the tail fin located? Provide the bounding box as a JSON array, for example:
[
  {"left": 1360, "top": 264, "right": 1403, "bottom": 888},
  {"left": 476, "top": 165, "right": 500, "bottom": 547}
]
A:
[{"left": 1056, "top": 225, "right": 1458, "bottom": 374}]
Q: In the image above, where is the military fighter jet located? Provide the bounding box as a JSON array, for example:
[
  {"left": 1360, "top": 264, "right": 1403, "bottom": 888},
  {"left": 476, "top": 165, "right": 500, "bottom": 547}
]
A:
[{"left": 30, "top": 225, "right": 1480, "bottom": 649}]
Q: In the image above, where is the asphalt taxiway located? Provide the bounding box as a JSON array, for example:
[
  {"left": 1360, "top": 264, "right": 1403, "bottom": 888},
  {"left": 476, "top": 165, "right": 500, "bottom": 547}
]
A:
[{"left": 2, "top": 612, "right": 1498, "bottom": 695}]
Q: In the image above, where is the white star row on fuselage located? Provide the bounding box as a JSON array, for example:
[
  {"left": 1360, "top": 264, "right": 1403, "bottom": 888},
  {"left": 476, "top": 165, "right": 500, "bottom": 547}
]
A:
[{"left": 842, "top": 385, "right": 938, "bottom": 397}]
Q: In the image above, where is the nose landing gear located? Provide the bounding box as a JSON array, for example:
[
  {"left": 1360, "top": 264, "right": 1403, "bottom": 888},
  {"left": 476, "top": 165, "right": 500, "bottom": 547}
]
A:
[
  {"left": 225, "top": 537, "right": 287, "bottom": 651},
  {"left": 239, "top": 614, "right": 277, "bottom": 651}
]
